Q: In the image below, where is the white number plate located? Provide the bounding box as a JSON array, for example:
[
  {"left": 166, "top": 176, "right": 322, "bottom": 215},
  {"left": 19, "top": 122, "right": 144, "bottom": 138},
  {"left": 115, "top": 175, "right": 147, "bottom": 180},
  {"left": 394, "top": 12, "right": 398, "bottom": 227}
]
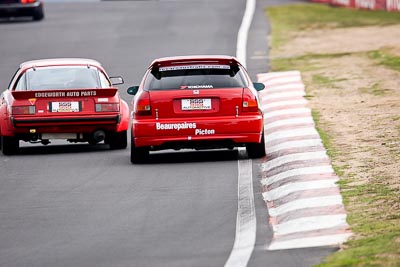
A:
[
  {"left": 181, "top": 99, "right": 211, "bottom": 110},
  {"left": 51, "top": 102, "right": 80, "bottom": 112}
]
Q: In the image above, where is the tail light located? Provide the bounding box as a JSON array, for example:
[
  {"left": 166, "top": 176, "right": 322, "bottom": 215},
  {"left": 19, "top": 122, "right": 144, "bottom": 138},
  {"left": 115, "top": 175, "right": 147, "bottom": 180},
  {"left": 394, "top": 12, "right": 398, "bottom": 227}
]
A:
[
  {"left": 134, "top": 91, "right": 152, "bottom": 117},
  {"left": 21, "top": 0, "right": 37, "bottom": 4},
  {"left": 96, "top": 103, "right": 120, "bottom": 112},
  {"left": 12, "top": 106, "right": 35, "bottom": 115},
  {"left": 242, "top": 88, "right": 259, "bottom": 113}
]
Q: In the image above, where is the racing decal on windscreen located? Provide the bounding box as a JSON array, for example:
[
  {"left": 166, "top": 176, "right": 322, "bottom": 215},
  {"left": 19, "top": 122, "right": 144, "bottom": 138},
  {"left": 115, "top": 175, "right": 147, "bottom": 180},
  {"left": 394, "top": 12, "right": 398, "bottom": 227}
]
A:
[
  {"left": 180, "top": 85, "right": 214, "bottom": 89},
  {"left": 159, "top": 65, "right": 230, "bottom": 72}
]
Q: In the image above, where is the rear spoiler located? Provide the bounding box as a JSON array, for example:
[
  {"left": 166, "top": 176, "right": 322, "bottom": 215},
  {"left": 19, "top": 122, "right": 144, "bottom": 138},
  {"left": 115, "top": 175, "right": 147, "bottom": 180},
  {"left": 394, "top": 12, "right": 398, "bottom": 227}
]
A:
[{"left": 11, "top": 88, "right": 118, "bottom": 100}]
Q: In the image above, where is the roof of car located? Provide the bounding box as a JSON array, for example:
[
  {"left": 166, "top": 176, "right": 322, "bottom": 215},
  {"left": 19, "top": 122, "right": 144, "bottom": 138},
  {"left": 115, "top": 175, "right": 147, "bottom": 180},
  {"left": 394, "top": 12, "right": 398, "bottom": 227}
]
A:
[
  {"left": 150, "top": 55, "right": 241, "bottom": 67},
  {"left": 20, "top": 58, "right": 102, "bottom": 70}
]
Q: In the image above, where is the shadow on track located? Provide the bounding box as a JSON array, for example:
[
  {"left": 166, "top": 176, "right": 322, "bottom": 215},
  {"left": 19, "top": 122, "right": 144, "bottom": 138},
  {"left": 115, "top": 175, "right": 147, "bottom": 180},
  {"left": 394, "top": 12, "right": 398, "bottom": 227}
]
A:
[
  {"left": 9, "top": 143, "right": 246, "bottom": 164},
  {"left": 141, "top": 149, "right": 244, "bottom": 165},
  {"left": 0, "top": 17, "right": 38, "bottom": 24},
  {"left": 16, "top": 143, "right": 113, "bottom": 155}
]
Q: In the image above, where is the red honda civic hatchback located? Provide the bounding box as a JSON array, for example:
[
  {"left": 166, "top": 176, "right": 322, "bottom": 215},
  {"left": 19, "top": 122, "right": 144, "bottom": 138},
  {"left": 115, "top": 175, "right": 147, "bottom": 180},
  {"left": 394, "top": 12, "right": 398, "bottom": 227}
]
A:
[
  {"left": 0, "top": 58, "right": 130, "bottom": 155},
  {"left": 127, "top": 55, "right": 266, "bottom": 163}
]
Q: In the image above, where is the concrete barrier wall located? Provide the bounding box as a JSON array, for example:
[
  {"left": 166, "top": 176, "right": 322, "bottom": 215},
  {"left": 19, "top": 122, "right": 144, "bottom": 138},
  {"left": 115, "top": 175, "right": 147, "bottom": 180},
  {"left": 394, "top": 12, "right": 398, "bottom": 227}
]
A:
[{"left": 311, "top": 0, "right": 400, "bottom": 11}]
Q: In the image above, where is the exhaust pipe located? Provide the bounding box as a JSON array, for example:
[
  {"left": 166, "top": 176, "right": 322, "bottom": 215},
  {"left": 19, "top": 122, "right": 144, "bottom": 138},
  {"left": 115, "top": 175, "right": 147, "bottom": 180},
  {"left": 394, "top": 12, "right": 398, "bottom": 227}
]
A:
[{"left": 92, "top": 130, "right": 106, "bottom": 143}]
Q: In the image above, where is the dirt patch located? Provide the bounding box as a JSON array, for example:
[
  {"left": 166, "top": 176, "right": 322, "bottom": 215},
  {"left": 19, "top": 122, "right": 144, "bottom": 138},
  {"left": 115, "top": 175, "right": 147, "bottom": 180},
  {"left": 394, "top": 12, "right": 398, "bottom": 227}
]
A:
[
  {"left": 274, "top": 24, "right": 400, "bottom": 57},
  {"left": 271, "top": 25, "right": 400, "bottom": 189},
  {"left": 270, "top": 24, "right": 400, "bottom": 241},
  {"left": 304, "top": 54, "right": 400, "bottom": 190}
]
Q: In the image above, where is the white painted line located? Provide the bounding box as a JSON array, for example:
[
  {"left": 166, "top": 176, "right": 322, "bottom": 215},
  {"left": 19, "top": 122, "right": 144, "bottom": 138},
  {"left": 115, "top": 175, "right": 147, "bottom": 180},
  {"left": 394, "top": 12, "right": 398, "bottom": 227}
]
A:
[
  {"left": 224, "top": 0, "right": 256, "bottom": 265},
  {"left": 265, "top": 117, "right": 314, "bottom": 130},
  {"left": 262, "top": 90, "right": 305, "bottom": 100},
  {"left": 262, "top": 179, "right": 338, "bottom": 201},
  {"left": 268, "top": 233, "right": 352, "bottom": 250},
  {"left": 261, "top": 151, "right": 329, "bottom": 172},
  {"left": 235, "top": 0, "right": 255, "bottom": 68},
  {"left": 272, "top": 214, "right": 348, "bottom": 235},
  {"left": 268, "top": 195, "right": 344, "bottom": 217},
  {"left": 262, "top": 99, "right": 308, "bottom": 110},
  {"left": 264, "top": 108, "right": 311, "bottom": 120},
  {"left": 224, "top": 150, "right": 256, "bottom": 267},
  {"left": 267, "top": 139, "right": 323, "bottom": 154},
  {"left": 265, "top": 128, "right": 319, "bottom": 143},
  {"left": 261, "top": 165, "right": 335, "bottom": 186}
]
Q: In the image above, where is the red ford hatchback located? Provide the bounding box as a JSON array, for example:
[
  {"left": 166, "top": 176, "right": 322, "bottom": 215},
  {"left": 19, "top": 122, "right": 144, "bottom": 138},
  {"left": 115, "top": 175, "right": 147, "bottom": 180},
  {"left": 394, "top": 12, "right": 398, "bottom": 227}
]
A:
[{"left": 127, "top": 55, "right": 266, "bottom": 163}]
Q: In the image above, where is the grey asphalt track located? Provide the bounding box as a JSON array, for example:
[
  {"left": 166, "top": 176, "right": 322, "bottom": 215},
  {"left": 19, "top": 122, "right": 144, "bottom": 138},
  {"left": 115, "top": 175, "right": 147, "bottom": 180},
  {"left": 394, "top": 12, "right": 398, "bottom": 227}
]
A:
[{"left": 0, "top": 1, "right": 335, "bottom": 266}]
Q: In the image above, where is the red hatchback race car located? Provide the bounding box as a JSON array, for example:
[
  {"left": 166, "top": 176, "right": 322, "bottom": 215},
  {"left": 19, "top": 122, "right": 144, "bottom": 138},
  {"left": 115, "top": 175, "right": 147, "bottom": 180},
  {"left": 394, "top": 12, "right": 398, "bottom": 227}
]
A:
[
  {"left": 127, "top": 55, "right": 266, "bottom": 163},
  {"left": 0, "top": 58, "right": 129, "bottom": 155}
]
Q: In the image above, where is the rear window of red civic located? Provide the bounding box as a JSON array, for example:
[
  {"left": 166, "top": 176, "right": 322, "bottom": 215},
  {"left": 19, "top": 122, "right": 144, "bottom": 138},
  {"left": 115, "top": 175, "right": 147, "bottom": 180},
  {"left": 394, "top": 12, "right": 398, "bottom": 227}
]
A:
[{"left": 143, "top": 64, "right": 248, "bottom": 91}]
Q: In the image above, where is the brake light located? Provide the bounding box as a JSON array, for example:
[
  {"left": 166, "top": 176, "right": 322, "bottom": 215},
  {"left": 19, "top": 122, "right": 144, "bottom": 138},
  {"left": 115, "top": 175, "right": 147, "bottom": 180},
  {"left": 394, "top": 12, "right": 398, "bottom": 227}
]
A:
[
  {"left": 242, "top": 88, "right": 259, "bottom": 113},
  {"left": 134, "top": 91, "right": 152, "bottom": 117},
  {"left": 21, "top": 0, "right": 36, "bottom": 4},
  {"left": 12, "top": 106, "right": 35, "bottom": 115},
  {"left": 95, "top": 103, "right": 120, "bottom": 112}
]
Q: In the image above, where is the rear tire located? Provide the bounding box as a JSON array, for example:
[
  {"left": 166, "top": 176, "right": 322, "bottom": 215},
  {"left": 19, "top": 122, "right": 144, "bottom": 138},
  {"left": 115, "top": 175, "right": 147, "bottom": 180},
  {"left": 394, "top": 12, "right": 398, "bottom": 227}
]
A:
[
  {"left": 246, "top": 132, "right": 266, "bottom": 159},
  {"left": 2, "top": 136, "right": 19, "bottom": 155},
  {"left": 130, "top": 138, "right": 149, "bottom": 164},
  {"left": 32, "top": 6, "right": 44, "bottom": 21},
  {"left": 108, "top": 130, "right": 128, "bottom": 150}
]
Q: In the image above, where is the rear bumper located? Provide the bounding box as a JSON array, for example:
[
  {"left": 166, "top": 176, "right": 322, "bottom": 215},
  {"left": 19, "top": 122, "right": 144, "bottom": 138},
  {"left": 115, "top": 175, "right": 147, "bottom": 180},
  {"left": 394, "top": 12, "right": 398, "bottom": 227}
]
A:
[
  {"left": 12, "top": 114, "right": 120, "bottom": 127},
  {"left": 2, "top": 114, "right": 121, "bottom": 136},
  {"left": 0, "top": 2, "right": 42, "bottom": 16},
  {"left": 132, "top": 115, "right": 263, "bottom": 148}
]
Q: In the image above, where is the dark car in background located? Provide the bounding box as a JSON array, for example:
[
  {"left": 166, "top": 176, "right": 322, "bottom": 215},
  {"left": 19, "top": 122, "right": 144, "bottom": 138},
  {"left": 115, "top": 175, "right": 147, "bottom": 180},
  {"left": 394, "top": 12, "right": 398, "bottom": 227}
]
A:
[{"left": 0, "top": 0, "right": 44, "bottom": 21}]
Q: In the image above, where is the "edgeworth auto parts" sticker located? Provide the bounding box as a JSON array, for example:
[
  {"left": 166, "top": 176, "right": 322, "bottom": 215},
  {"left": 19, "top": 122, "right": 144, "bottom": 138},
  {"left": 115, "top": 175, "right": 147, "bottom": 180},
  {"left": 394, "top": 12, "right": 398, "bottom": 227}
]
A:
[{"left": 34, "top": 91, "right": 97, "bottom": 98}]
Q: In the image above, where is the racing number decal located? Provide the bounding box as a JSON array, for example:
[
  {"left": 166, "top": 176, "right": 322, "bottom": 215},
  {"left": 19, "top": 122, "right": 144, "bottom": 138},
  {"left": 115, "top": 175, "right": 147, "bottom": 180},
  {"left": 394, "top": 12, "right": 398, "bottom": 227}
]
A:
[{"left": 49, "top": 102, "right": 81, "bottom": 112}]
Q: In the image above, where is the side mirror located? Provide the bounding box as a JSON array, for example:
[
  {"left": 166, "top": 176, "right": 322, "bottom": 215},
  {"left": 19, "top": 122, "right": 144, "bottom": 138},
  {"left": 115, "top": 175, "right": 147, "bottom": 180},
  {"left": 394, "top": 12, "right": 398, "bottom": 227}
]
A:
[
  {"left": 110, "top": 76, "right": 124, "bottom": 86},
  {"left": 127, "top": 86, "right": 139, "bottom": 95},
  {"left": 253, "top": 82, "right": 265, "bottom": 91}
]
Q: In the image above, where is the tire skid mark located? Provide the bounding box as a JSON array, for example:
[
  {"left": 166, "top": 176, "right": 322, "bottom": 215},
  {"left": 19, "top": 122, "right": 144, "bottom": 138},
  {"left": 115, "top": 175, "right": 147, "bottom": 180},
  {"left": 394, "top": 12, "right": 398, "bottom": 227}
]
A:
[
  {"left": 264, "top": 159, "right": 334, "bottom": 179},
  {"left": 262, "top": 151, "right": 330, "bottom": 172},
  {"left": 266, "top": 146, "right": 327, "bottom": 160},
  {"left": 264, "top": 173, "right": 339, "bottom": 192},
  {"left": 267, "top": 187, "right": 342, "bottom": 208},
  {"left": 265, "top": 135, "right": 322, "bottom": 148},
  {"left": 268, "top": 196, "right": 345, "bottom": 217},
  {"left": 273, "top": 226, "right": 352, "bottom": 242},
  {"left": 259, "top": 71, "right": 351, "bottom": 250},
  {"left": 266, "top": 138, "right": 324, "bottom": 154},
  {"left": 273, "top": 205, "right": 347, "bottom": 224}
]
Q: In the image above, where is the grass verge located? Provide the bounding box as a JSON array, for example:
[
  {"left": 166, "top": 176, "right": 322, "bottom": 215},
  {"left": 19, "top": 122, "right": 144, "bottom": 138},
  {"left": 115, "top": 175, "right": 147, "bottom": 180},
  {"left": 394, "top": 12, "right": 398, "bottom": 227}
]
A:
[{"left": 266, "top": 3, "right": 400, "bottom": 267}]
